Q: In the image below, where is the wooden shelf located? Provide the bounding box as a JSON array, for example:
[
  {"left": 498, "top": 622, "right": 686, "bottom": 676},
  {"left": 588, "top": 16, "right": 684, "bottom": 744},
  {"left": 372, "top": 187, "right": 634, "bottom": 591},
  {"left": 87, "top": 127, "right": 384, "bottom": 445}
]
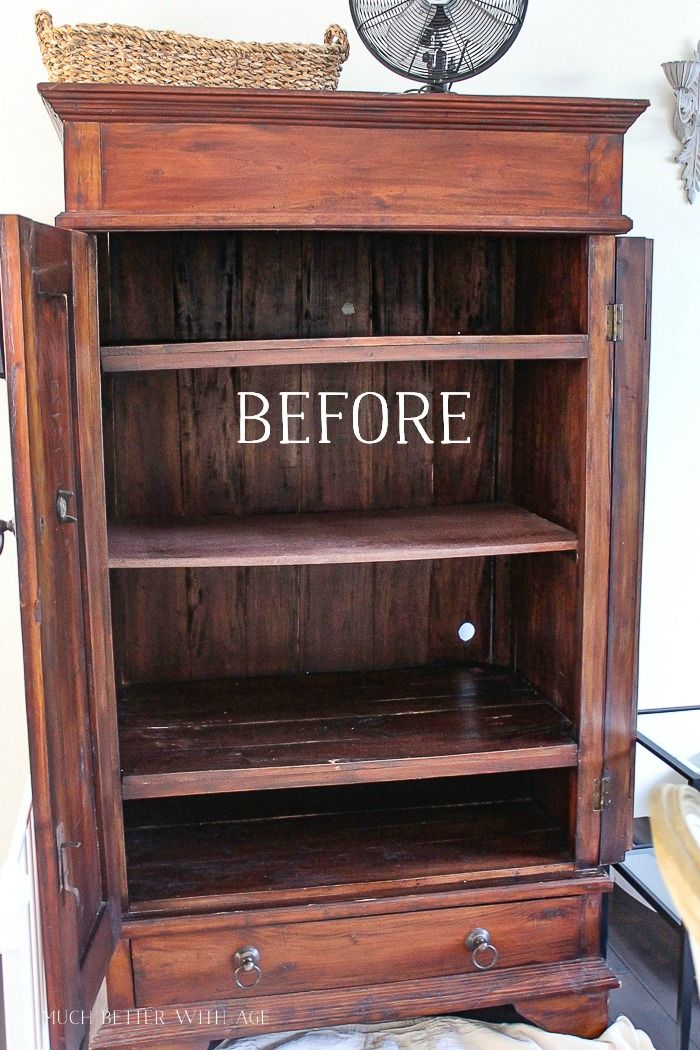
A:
[
  {"left": 119, "top": 664, "right": 577, "bottom": 800},
  {"left": 108, "top": 502, "right": 577, "bottom": 569},
  {"left": 125, "top": 785, "right": 573, "bottom": 912},
  {"left": 101, "top": 334, "right": 588, "bottom": 372}
]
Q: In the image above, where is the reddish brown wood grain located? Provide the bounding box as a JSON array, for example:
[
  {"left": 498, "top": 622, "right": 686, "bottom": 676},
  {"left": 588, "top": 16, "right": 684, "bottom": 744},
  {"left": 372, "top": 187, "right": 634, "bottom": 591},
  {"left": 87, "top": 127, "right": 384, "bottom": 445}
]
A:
[
  {"left": 514, "top": 237, "right": 589, "bottom": 335},
  {"left": 90, "top": 958, "right": 618, "bottom": 1049},
  {"left": 120, "top": 871, "right": 614, "bottom": 933},
  {"left": 0, "top": 216, "right": 120, "bottom": 1050},
  {"left": 38, "top": 86, "right": 647, "bottom": 233},
  {"left": 104, "top": 233, "right": 188, "bottom": 689},
  {"left": 511, "top": 553, "right": 580, "bottom": 725},
  {"left": 109, "top": 558, "right": 497, "bottom": 684},
  {"left": 511, "top": 361, "right": 585, "bottom": 532},
  {"left": 107, "top": 503, "right": 577, "bottom": 568},
  {"left": 575, "top": 236, "right": 616, "bottom": 867},
  {"left": 600, "top": 238, "right": 653, "bottom": 863},
  {"left": 63, "top": 122, "right": 102, "bottom": 213},
  {"left": 130, "top": 897, "right": 585, "bottom": 1005},
  {"left": 367, "top": 237, "right": 433, "bottom": 665},
  {"left": 106, "top": 938, "right": 136, "bottom": 1011},
  {"left": 101, "top": 335, "right": 590, "bottom": 372},
  {"left": 69, "top": 231, "right": 127, "bottom": 914},
  {"left": 6, "top": 84, "right": 651, "bottom": 1045},
  {"left": 124, "top": 787, "right": 572, "bottom": 913},
  {"left": 514, "top": 989, "right": 611, "bottom": 1039},
  {"left": 39, "top": 84, "right": 648, "bottom": 131},
  {"left": 118, "top": 664, "right": 577, "bottom": 799},
  {"left": 91, "top": 125, "right": 608, "bottom": 230}
]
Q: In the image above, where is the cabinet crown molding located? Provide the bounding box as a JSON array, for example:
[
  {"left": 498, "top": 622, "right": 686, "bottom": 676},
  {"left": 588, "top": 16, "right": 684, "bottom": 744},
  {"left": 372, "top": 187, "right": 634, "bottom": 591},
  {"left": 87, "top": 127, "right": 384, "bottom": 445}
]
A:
[{"left": 39, "top": 83, "right": 649, "bottom": 134}]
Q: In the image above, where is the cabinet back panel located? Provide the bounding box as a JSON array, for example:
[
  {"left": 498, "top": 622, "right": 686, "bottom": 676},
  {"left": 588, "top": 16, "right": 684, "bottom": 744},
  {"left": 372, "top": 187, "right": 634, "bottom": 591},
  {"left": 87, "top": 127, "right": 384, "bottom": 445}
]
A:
[
  {"left": 122, "top": 774, "right": 543, "bottom": 830},
  {"left": 101, "top": 230, "right": 585, "bottom": 704},
  {"left": 110, "top": 551, "right": 578, "bottom": 710},
  {"left": 104, "top": 361, "right": 498, "bottom": 519},
  {"left": 121, "top": 773, "right": 573, "bottom": 909},
  {"left": 99, "top": 231, "right": 587, "bottom": 343},
  {"left": 104, "top": 359, "right": 584, "bottom": 525},
  {"left": 110, "top": 558, "right": 492, "bottom": 685}
]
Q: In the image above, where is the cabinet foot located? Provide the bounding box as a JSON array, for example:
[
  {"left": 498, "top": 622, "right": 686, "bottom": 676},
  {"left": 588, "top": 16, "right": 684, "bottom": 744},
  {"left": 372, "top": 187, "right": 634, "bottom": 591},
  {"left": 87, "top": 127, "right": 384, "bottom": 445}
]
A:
[{"left": 512, "top": 989, "right": 610, "bottom": 1039}]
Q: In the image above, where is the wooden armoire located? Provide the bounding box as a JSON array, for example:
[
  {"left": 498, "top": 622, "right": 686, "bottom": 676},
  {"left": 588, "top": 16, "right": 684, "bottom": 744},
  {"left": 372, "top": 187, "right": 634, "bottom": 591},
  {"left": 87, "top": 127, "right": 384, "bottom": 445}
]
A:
[{"left": 0, "top": 85, "right": 652, "bottom": 1050}]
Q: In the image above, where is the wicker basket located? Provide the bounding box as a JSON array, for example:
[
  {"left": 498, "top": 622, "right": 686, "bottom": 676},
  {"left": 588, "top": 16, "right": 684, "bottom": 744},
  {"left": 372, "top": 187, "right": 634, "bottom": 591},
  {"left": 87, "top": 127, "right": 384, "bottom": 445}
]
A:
[{"left": 35, "top": 10, "right": 349, "bottom": 90}]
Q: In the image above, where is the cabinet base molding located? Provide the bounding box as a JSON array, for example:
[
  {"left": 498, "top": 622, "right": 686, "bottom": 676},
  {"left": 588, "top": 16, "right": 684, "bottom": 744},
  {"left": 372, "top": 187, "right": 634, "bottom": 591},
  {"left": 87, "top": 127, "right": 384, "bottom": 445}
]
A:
[
  {"left": 513, "top": 989, "right": 611, "bottom": 1040},
  {"left": 92, "top": 957, "right": 617, "bottom": 1049}
]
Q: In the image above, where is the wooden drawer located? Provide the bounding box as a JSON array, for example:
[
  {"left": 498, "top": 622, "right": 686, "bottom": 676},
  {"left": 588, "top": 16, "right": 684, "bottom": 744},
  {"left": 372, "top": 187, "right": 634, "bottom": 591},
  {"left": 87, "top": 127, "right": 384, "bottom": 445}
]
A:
[{"left": 131, "top": 897, "right": 585, "bottom": 1007}]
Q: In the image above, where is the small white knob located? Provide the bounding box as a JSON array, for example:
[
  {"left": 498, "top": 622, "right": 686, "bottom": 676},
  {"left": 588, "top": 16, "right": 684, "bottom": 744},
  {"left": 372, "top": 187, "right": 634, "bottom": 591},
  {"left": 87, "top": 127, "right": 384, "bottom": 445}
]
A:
[{"left": 458, "top": 622, "right": 476, "bottom": 642}]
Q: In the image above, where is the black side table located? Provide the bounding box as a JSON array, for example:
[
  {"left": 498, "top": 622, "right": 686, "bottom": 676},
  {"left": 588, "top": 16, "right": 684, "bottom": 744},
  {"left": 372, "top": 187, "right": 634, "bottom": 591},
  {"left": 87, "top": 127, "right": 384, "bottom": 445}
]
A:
[{"left": 615, "top": 706, "right": 700, "bottom": 1050}]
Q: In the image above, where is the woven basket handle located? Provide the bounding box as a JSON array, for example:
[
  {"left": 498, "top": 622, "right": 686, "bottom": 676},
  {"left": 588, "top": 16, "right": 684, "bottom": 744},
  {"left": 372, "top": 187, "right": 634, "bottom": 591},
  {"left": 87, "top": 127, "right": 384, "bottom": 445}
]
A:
[
  {"left": 325, "top": 24, "right": 350, "bottom": 61},
  {"left": 35, "top": 10, "right": 54, "bottom": 46}
]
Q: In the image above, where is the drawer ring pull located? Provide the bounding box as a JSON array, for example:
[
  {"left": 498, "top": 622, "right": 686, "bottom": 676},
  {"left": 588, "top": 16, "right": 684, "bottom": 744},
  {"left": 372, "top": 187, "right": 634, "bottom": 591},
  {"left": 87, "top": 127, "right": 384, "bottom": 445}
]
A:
[
  {"left": 466, "top": 928, "right": 499, "bottom": 971},
  {"left": 234, "top": 946, "right": 261, "bottom": 989}
]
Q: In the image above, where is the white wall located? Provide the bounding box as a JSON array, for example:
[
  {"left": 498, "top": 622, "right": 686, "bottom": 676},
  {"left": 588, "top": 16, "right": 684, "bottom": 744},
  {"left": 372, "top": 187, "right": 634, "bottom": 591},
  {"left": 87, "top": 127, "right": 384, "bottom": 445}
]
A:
[
  {"left": 1, "top": 0, "right": 698, "bottom": 858},
  {"left": 0, "top": 798, "right": 50, "bottom": 1050}
]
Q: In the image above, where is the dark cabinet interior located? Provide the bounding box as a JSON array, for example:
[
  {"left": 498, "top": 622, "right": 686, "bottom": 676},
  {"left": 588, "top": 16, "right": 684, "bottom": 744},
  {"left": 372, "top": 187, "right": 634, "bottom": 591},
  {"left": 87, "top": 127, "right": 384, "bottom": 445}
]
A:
[{"left": 94, "top": 231, "right": 587, "bottom": 916}]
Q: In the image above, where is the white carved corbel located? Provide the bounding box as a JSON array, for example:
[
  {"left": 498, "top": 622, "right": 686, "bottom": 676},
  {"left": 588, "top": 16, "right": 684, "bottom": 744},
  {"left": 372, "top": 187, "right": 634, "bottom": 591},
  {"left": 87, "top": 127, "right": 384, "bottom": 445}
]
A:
[{"left": 663, "top": 43, "right": 700, "bottom": 203}]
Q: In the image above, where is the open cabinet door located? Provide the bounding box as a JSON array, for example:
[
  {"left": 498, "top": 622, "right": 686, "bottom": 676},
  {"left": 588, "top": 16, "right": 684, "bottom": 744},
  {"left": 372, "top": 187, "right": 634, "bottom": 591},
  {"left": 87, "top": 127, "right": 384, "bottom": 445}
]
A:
[
  {"left": 0, "top": 217, "right": 122, "bottom": 1050},
  {"left": 600, "top": 236, "right": 653, "bottom": 865}
]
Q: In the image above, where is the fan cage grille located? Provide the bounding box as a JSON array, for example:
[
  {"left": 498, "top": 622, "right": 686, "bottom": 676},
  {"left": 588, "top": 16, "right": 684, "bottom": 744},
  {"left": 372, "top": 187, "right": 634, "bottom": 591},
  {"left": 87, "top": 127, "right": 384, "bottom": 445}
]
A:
[{"left": 350, "top": 0, "right": 528, "bottom": 87}]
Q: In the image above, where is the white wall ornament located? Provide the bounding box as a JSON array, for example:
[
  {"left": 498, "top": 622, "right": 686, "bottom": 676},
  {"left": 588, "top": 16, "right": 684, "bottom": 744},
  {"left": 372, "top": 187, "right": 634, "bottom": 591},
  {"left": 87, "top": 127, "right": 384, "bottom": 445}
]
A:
[{"left": 663, "top": 43, "right": 700, "bottom": 203}]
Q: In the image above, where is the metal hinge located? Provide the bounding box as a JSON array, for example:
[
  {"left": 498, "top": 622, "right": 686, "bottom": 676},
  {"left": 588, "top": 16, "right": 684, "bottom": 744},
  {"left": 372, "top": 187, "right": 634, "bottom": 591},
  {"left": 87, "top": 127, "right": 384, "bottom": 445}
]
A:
[
  {"left": 593, "top": 776, "right": 613, "bottom": 812},
  {"left": 606, "top": 303, "right": 624, "bottom": 342}
]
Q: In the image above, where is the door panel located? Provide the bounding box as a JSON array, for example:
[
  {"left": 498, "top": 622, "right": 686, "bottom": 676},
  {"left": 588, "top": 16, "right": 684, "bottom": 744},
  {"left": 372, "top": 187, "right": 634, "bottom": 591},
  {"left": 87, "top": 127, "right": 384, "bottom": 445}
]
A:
[
  {"left": 34, "top": 290, "right": 104, "bottom": 948},
  {"left": 600, "top": 237, "right": 653, "bottom": 864},
  {"left": 0, "top": 216, "right": 122, "bottom": 1050}
]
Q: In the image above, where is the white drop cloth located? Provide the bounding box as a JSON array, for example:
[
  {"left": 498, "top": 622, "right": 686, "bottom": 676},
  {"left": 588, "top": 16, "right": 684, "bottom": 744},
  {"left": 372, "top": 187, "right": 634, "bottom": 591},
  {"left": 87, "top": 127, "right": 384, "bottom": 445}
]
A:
[{"left": 218, "top": 1015, "right": 655, "bottom": 1050}]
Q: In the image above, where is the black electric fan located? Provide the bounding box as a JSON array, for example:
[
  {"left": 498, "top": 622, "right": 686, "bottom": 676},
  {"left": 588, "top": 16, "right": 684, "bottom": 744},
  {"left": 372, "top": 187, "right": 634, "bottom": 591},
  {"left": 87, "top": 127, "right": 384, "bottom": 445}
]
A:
[{"left": 349, "top": 0, "right": 528, "bottom": 92}]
